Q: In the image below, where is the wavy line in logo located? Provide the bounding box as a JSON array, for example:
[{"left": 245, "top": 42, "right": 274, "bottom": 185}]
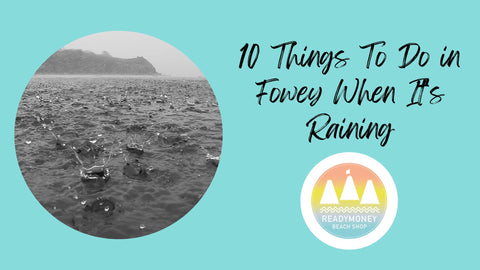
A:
[{"left": 318, "top": 206, "right": 381, "bottom": 214}]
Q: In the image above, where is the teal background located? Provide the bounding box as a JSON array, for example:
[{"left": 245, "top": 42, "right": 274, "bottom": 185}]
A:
[{"left": 1, "top": 0, "right": 478, "bottom": 269}]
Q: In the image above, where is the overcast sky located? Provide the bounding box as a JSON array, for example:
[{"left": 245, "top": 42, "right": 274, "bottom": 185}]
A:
[{"left": 63, "top": 31, "right": 203, "bottom": 77}]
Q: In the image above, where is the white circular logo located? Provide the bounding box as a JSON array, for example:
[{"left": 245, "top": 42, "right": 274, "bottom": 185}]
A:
[{"left": 300, "top": 152, "right": 398, "bottom": 249}]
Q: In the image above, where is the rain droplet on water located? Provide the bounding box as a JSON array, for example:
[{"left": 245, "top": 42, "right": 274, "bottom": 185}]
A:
[
  {"left": 139, "top": 224, "right": 146, "bottom": 230},
  {"left": 26, "top": 141, "right": 32, "bottom": 145}
]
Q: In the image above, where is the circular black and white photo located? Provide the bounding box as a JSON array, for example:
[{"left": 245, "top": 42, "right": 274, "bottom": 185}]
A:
[{"left": 15, "top": 31, "right": 222, "bottom": 238}]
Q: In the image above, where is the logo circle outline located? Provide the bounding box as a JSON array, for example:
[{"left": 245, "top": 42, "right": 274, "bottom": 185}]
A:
[{"left": 300, "top": 152, "right": 398, "bottom": 249}]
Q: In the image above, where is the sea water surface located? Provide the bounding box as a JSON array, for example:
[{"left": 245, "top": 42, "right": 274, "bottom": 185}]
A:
[{"left": 15, "top": 75, "right": 222, "bottom": 238}]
